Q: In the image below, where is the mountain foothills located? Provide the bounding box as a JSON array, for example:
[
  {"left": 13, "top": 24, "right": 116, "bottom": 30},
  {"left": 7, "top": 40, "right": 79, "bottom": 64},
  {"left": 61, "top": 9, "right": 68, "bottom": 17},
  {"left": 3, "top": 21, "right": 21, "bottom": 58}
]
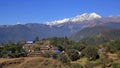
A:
[
  {"left": 70, "top": 26, "right": 120, "bottom": 45},
  {"left": 0, "top": 13, "right": 120, "bottom": 43}
]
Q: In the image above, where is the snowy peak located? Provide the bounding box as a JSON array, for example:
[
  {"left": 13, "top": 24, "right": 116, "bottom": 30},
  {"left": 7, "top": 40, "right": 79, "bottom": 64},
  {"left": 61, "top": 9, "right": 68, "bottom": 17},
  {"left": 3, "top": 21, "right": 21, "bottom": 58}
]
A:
[
  {"left": 46, "top": 18, "right": 69, "bottom": 26},
  {"left": 89, "top": 12, "right": 102, "bottom": 18},
  {"left": 46, "top": 12, "right": 102, "bottom": 26},
  {"left": 71, "top": 12, "right": 101, "bottom": 22}
]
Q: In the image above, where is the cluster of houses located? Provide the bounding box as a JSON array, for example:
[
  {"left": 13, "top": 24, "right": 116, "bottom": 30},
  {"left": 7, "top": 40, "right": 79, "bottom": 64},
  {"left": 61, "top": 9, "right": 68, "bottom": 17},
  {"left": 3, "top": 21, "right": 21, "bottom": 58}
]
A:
[
  {"left": 22, "top": 40, "right": 61, "bottom": 57},
  {"left": 21, "top": 40, "right": 108, "bottom": 58}
]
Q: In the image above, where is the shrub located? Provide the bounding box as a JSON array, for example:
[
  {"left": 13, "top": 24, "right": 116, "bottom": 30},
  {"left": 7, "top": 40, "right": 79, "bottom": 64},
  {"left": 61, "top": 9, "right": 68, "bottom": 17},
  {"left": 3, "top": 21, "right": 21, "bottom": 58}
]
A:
[
  {"left": 58, "top": 53, "right": 70, "bottom": 64},
  {"left": 83, "top": 46, "right": 99, "bottom": 61},
  {"left": 67, "top": 49, "right": 80, "bottom": 61}
]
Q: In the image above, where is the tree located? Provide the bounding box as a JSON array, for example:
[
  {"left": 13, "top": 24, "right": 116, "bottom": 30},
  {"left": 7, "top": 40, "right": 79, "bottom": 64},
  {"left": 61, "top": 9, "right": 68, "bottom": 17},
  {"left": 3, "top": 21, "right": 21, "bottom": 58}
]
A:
[
  {"left": 67, "top": 49, "right": 80, "bottom": 61},
  {"left": 18, "top": 40, "right": 26, "bottom": 45},
  {"left": 34, "top": 36, "right": 39, "bottom": 42},
  {"left": 57, "top": 45, "right": 64, "bottom": 51},
  {"left": 72, "top": 43, "right": 86, "bottom": 51},
  {"left": 1, "top": 42, "right": 27, "bottom": 58},
  {"left": 83, "top": 46, "right": 99, "bottom": 61},
  {"left": 0, "top": 46, "right": 4, "bottom": 57},
  {"left": 49, "top": 37, "right": 81, "bottom": 52}
]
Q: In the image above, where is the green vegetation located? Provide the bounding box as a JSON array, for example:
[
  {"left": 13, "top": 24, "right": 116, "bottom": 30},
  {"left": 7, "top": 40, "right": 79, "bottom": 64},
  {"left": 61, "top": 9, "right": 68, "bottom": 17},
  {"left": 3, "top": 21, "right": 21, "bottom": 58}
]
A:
[
  {"left": 1, "top": 37, "right": 120, "bottom": 68},
  {"left": 0, "top": 42, "right": 27, "bottom": 58},
  {"left": 83, "top": 46, "right": 99, "bottom": 61},
  {"left": 58, "top": 53, "right": 70, "bottom": 64},
  {"left": 67, "top": 49, "right": 80, "bottom": 61},
  {"left": 112, "top": 63, "right": 120, "bottom": 68},
  {"left": 47, "top": 37, "right": 120, "bottom": 68},
  {"left": 108, "top": 40, "right": 120, "bottom": 53}
]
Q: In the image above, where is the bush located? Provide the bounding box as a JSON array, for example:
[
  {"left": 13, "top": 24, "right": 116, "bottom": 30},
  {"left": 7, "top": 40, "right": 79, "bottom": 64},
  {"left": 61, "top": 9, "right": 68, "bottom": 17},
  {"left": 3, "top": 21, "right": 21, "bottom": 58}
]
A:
[
  {"left": 67, "top": 49, "right": 80, "bottom": 61},
  {"left": 58, "top": 53, "right": 70, "bottom": 64},
  {"left": 83, "top": 46, "right": 99, "bottom": 61}
]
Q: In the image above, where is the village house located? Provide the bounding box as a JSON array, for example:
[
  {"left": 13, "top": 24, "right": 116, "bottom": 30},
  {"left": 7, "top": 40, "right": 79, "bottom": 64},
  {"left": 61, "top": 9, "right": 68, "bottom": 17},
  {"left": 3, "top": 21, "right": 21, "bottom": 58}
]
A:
[
  {"left": 22, "top": 41, "right": 58, "bottom": 57},
  {"left": 22, "top": 43, "right": 35, "bottom": 53},
  {"left": 39, "top": 45, "right": 57, "bottom": 53}
]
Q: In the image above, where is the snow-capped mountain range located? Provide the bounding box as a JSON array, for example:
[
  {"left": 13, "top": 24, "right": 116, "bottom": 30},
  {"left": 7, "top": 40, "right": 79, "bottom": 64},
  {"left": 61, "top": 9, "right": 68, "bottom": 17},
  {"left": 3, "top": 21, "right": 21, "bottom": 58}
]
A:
[
  {"left": 46, "top": 12, "right": 102, "bottom": 25},
  {"left": 0, "top": 12, "right": 120, "bottom": 43}
]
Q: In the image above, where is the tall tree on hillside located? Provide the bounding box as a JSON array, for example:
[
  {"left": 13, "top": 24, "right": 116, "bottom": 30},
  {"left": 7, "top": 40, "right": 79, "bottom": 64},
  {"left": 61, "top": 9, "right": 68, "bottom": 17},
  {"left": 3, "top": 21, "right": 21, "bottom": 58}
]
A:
[{"left": 34, "top": 36, "right": 39, "bottom": 42}]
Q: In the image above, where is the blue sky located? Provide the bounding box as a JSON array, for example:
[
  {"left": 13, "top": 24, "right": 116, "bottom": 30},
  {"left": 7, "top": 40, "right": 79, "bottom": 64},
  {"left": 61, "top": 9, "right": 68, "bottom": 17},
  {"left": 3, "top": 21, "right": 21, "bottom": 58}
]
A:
[{"left": 0, "top": 0, "right": 120, "bottom": 25}]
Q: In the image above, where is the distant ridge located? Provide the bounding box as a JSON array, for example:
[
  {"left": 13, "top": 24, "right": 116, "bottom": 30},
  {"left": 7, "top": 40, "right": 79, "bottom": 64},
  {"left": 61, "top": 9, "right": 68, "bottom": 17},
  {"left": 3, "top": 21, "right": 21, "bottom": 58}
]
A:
[{"left": 0, "top": 13, "right": 120, "bottom": 43}]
